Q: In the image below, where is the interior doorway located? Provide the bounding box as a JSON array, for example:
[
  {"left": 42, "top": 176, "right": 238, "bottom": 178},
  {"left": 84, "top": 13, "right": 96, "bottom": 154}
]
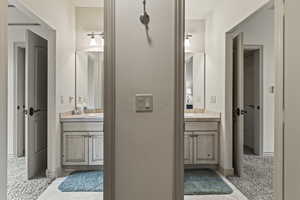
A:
[
  {"left": 226, "top": 2, "right": 275, "bottom": 200},
  {"left": 15, "top": 43, "right": 26, "bottom": 158},
  {"left": 6, "top": 2, "right": 52, "bottom": 199},
  {"left": 243, "top": 45, "right": 263, "bottom": 156}
]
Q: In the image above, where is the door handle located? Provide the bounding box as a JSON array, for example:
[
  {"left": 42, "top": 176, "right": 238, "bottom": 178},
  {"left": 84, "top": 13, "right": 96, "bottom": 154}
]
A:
[
  {"left": 29, "top": 107, "right": 41, "bottom": 116},
  {"left": 246, "top": 105, "right": 255, "bottom": 109},
  {"left": 235, "top": 108, "right": 247, "bottom": 116}
]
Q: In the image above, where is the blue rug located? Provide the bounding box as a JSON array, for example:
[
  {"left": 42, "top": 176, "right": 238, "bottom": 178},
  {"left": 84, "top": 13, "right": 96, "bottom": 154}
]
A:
[
  {"left": 58, "top": 171, "right": 103, "bottom": 192},
  {"left": 59, "top": 169, "right": 232, "bottom": 195},
  {"left": 184, "top": 169, "right": 233, "bottom": 195}
]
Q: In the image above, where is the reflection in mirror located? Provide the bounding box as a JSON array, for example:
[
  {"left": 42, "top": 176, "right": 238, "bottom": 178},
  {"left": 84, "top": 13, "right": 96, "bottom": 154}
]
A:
[
  {"left": 76, "top": 50, "right": 104, "bottom": 110},
  {"left": 185, "top": 52, "right": 205, "bottom": 110}
]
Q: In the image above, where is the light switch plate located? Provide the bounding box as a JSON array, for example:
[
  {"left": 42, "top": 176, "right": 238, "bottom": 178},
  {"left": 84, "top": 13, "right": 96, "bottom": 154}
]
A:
[{"left": 136, "top": 94, "right": 153, "bottom": 112}]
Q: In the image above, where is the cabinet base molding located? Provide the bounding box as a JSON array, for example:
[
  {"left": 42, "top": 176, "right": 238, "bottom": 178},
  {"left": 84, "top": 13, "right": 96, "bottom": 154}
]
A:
[
  {"left": 184, "top": 164, "right": 218, "bottom": 170},
  {"left": 219, "top": 167, "right": 234, "bottom": 176},
  {"left": 61, "top": 166, "right": 103, "bottom": 175},
  {"left": 46, "top": 168, "right": 60, "bottom": 180},
  {"left": 263, "top": 152, "right": 274, "bottom": 157}
]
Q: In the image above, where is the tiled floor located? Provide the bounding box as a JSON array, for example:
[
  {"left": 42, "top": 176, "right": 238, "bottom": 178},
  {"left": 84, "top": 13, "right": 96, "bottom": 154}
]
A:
[
  {"left": 227, "top": 154, "right": 273, "bottom": 200},
  {"left": 39, "top": 173, "right": 247, "bottom": 200},
  {"left": 7, "top": 156, "right": 51, "bottom": 200}
]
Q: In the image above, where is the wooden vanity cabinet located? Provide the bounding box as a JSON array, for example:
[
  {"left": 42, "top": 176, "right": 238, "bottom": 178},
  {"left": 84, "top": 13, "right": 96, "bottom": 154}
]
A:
[
  {"left": 184, "top": 121, "right": 219, "bottom": 165},
  {"left": 62, "top": 122, "right": 103, "bottom": 166}
]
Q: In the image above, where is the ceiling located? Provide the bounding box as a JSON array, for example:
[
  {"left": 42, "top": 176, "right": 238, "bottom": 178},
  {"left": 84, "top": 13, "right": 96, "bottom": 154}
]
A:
[
  {"left": 72, "top": 0, "right": 104, "bottom": 7},
  {"left": 185, "top": 0, "right": 220, "bottom": 20},
  {"left": 72, "top": 0, "right": 219, "bottom": 18},
  {"left": 8, "top": 6, "right": 38, "bottom": 24}
]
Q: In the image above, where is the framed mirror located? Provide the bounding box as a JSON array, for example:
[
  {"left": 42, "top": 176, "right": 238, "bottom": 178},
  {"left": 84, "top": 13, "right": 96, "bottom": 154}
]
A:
[
  {"left": 185, "top": 52, "right": 205, "bottom": 110},
  {"left": 75, "top": 49, "right": 104, "bottom": 111}
]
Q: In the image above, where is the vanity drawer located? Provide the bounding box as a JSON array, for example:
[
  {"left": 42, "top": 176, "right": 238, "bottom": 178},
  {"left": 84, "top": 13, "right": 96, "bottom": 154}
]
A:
[
  {"left": 185, "top": 122, "right": 218, "bottom": 131},
  {"left": 63, "top": 122, "right": 103, "bottom": 132}
]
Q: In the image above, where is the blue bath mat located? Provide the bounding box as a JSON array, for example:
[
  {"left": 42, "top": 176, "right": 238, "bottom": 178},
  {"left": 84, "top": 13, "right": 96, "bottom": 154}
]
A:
[
  {"left": 184, "top": 169, "right": 233, "bottom": 195},
  {"left": 58, "top": 171, "right": 103, "bottom": 192}
]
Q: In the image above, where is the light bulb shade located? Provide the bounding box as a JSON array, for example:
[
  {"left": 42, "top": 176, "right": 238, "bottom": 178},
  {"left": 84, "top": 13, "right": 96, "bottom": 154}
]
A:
[
  {"left": 185, "top": 38, "right": 191, "bottom": 48},
  {"left": 90, "top": 37, "right": 97, "bottom": 46},
  {"left": 101, "top": 37, "right": 104, "bottom": 46}
]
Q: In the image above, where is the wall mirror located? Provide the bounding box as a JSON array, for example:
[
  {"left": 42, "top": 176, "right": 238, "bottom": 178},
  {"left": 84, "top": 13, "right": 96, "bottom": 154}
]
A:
[
  {"left": 185, "top": 52, "right": 205, "bottom": 110},
  {"left": 76, "top": 49, "right": 104, "bottom": 110}
]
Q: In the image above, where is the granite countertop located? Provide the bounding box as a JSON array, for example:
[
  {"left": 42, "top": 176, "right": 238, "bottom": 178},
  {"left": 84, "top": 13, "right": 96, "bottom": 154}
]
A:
[
  {"left": 184, "top": 112, "right": 221, "bottom": 122},
  {"left": 60, "top": 111, "right": 220, "bottom": 123},
  {"left": 60, "top": 112, "right": 104, "bottom": 122}
]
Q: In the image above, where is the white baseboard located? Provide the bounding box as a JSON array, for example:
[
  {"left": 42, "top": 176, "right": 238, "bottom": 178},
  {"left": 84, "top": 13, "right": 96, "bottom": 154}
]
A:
[
  {"left": 46, "top": 168, "right": 61, "bottom": 180},
  {"left": 219, "top": 166, "right": 234, "bottom": 176},
  {"left": 7, "top": 154, "right": 16, "bottom": 158},
  {"left": 263, "top": 152, "right": 274, "bottom": 157}
]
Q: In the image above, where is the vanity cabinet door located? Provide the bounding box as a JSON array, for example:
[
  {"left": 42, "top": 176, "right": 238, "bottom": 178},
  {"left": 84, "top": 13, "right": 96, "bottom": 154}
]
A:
[
  {"left": 184, "top": 132, "right": 194, "bottom": 164},
  {"left": 194, "top": 132, "right": 218, "bottom": 164},
  {"left": 89, "top": 132, "right": 104, "bottom": 165},
  {"left": 63, "top": 132, "right": 89, "bottom": 165}
]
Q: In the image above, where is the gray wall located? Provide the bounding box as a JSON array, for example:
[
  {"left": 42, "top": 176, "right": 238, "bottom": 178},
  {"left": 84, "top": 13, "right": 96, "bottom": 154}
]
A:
[{"left": 115, "top": 0, "right": 175, "bottom": 200}]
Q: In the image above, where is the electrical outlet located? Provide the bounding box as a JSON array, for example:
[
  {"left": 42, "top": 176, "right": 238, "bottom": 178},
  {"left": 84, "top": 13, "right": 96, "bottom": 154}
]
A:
[
  {"left": 60, "top": 96, "right": 64, "bottom": 104},
  {"left": 210, "top": 96, "right": 217, "bottom": 104}
]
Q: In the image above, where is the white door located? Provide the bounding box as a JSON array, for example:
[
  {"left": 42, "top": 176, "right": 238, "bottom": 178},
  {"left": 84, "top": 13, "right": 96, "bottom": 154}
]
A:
[
  {"left": 26, "top": 30, "right": 48, "bottom": 179},
  {"left": 16, "top": 47, "right": 26, "bottom": 157},
  {"left": 89, "top": 132, "right": 104, "bottom": 165},
  {"left": 232, "top": 32, "right": 244, "bottom": 177},
  {"left": 63, "top": 133, "right": 89, "bottom": 165},
  {"left": 184, "top": 132, "right": 193, "bottom": 164}
]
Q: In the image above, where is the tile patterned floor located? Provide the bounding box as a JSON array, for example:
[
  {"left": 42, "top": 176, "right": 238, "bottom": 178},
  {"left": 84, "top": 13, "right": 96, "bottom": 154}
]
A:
[
  {"left": 7, "top": 156, "right": 51, "bottom": 200},
  {"left": 227, "top": 154, "right": 273, "bottom": 200},
  {"left": 39, "top": 172, "right": 246, "bottom": 200}
]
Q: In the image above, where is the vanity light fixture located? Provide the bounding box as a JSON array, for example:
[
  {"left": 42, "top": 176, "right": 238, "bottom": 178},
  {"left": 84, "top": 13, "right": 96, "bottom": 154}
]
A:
[
  {"left": 185, "top": 34, "right": 192, "bottom": 48},
  {"left": 88, "top": 32, "right": 104, "bottom": 47}
]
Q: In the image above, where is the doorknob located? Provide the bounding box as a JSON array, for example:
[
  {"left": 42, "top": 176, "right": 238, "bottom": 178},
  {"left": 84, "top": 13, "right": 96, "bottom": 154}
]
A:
[
  {"left": 29, "top": 107, "right": 41, "bottom": 116},
  {"left": 235, "top": 108, "right": 247, "bottom": 116}
]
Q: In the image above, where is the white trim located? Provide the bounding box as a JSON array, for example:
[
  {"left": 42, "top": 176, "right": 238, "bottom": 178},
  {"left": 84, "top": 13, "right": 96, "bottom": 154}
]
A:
[
  {"left": 13, "top": 42, "right": 26, "bottom": 157},
  {"left": 174, "top": 0, "right": 185, "bottom": 199},
  {"left": 104, "top": 0, "right": 116, "bottom": 200},
  {"left": 263, "top": 152, "right": 274, "bottom": 157},
  {"left": 274, "top": 0, "right": 284, "bottom": 199},
  {"left": 0, "top": 0, "right": 8, "bottom": 199}
]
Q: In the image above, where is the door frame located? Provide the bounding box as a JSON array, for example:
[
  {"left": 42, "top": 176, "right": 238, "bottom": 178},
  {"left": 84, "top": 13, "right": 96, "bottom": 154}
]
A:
[
  {"left": 13, "top": 42, "right": 26, "bottom": 157},
  {"left": 244, "top": 44, "right": 264, "bottom": 156},
  {"left": 104, "top": 0, "right": 116, "bottom": 200},
  {"left": 0, "top": 0, "right": 116, "bottom": 200},
  {"left": 174, "top": 1, "right": 284, "bottom": 200},
  {"left": 0, "top": 1, "right": 8, "bottom": 199}
]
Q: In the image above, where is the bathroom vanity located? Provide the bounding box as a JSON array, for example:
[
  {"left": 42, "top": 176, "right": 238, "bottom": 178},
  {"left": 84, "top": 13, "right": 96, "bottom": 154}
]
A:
[
  {"left": 184, "top": 112, "right": 221, "bottom": 166},
  {"left": 60, "top": 113, "right": 104, "bottom": 167}
]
